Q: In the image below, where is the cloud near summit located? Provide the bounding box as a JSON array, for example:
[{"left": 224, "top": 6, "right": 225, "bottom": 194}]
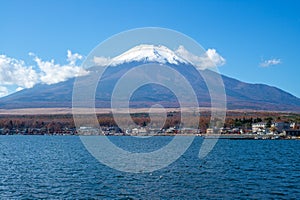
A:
[
  {"left": 0, "top": 51, "right": 88, "bottom": 97},
  {"left": 93, "top": 44, "right": 226, "bottom": 69},
  {"left": 0, "top": 46, "right": 225, "bottom": 97},
  {"left": 175, "top": 45, "right": 226, "bottom": 69}
]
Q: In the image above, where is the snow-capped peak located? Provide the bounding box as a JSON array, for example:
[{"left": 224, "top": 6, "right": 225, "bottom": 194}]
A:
[
  {"left": 94, "top": 44, "right": 189, "bottom": 67},
  {"left": 112, "top": 44, "right": 188, "bottom": 65},
  {"left": 93, "top": 44, "right": 226, "bottom": 68}
]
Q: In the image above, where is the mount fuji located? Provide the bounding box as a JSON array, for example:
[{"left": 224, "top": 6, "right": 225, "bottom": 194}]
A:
[
  {"left": 0, "top": 44, "right": 300, "bottom": 112},
  {"left": 94, "top": 44, "right": 190, "bottom": 66}
]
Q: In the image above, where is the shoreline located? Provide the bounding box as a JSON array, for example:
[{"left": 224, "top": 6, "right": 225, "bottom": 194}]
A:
[
  {"left": 1, "top": 107, "right": 299, "bottom": 115},
  {"left": 1, "top": 133, "right": 299, "bottom": 140}
]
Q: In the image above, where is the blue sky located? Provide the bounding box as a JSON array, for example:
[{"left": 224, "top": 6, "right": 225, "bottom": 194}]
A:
[{"left": 0, "top": 0, "right": 299, "bottom": 97}]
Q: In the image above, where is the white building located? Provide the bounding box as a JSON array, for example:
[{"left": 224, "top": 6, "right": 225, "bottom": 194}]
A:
[
  {"left": 252, "top": 122, "right": 267, "bottom": 133},
  {"left": 78, "top": 126, "right": 99, "bottom": 135},
  {"left": 131, "top": 127, "right": 147, "bottom": 135},
  {"left": 290, "top": 122, "right": 300, "bottom": 129},
  {"left": 206, "top": 128, "right": 220, "bottom": 134}
]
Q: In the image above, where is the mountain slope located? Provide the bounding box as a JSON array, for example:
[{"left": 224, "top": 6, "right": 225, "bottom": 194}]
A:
[
  {"left": 0, "top": 44, "right": 299, "bottom": 111},
  {"left": 0, "top": 63, "right": 299, "bottom": 111}
]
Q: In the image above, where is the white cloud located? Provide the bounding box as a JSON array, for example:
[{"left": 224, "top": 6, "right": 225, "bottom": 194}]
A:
[
  {"left": 175, "top": 46, "right": 226, "bottom": 69},
  {"left": 67, "top": 50, "right": 83, "bottom": 66},
  {"left": 260, "top": 58, "right": 281, "bottom": 67},
  {"left": 32, "top": 51, "right": 88, "bottom": 85},
  {"left": 0, "top": 55, "right": 39, "bottom": 88},
  {"left": 93, "top": 44, "right": 226, "bottom": 69},
  {"left": 16, "top": 87, "right": 24, "bottom": 92},
  {"left": 0, "top": 51, "right": 88, "bottom": 96},
  {"left": 206, "top": 49, "right": 226, "bottom": 67},
  {"left": 0, "top": 86, "right": 8, "bottom": 97},
  {"left": 93, "top": 56, "right": 112, "bottom": 66},
  {"left": 0, "top": 46, "right": 225, "bottom": 97}
]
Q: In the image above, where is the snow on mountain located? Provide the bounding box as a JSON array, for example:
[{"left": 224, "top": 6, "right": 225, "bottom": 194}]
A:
[
  {"left": 94, "top": 44, "right": 189, "bottom": 66},
  {"left": 1, "top": 44, "right": 299, "bottom": 111},
  {"left": 93, "top": 44, "right": 226, "bottom": 68},
  {"left": 116, "top": 44, "right": 190, "bottom": 65}
]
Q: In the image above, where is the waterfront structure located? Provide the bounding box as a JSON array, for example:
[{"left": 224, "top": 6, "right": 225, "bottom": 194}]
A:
[
  {"left": 271, "top": 122, "right": 290, "bottom": 132},
  {"left": 131, "top": 127, "right": 147, "bottom": 135},
  {"left": 284, "top": 129, "right": 300, "bottom": 137},
  {"left": 78, "top": 126, "right": 99, "bottom": 135},
  {"left": 290, "top": 122, "right": 300, "bottom": 129},
  {"left": 252, "top": 122, "right": 267, "bottom": 133}
]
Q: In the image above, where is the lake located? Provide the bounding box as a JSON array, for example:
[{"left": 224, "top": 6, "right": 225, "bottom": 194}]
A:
[{"left": 0, "top": 135, "right": 299, "bottom": 199}]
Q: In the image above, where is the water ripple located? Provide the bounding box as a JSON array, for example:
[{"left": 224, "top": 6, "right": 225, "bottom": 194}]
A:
[{"left": 0, "top": 136, "right": 299, "bottom": 199}]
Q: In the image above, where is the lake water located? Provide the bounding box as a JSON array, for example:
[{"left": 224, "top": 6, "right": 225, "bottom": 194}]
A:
[{"left": 0, "top": 135, "right": 299, "bottom": 199}]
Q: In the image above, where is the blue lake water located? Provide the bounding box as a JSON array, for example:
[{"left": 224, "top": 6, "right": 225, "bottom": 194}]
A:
[{"left": 0, "top": 135, "right": 299, "bottom": 199}]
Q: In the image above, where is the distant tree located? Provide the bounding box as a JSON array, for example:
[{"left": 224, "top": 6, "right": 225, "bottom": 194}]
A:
[
  {"left": 253, "top": 118, "right": 262, "bottom": 123},
  {"left": 234, "top": 119, "right": 242, "bottom": 127},
  {"left": 270, "top": 126, "right": 277, "bottom": 133},
  {"left": 142, "top": 121, "right": 147, "bottom": 127},
  {"left": 4, "top": 120, "right": 14, "bottom": 129},
  {"left": 277, "top": 116, "right": 281, "bottom": 120},
  {"left": 266, "top": 117, "right": 273, "bottom": 128}
]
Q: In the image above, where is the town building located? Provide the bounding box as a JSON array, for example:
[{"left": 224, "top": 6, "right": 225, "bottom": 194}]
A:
[
  {"left": 284, "top": 129, "right": 300, "bottom": 137},
  {"left": 271, "top": 122, "right": 290, "bottom": 133},
  {"left": 252, "top": 122, "right": 267, "bottom": 133},
  {"left": 290, "top": 122, "right": 300, "bottom": 129}
]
